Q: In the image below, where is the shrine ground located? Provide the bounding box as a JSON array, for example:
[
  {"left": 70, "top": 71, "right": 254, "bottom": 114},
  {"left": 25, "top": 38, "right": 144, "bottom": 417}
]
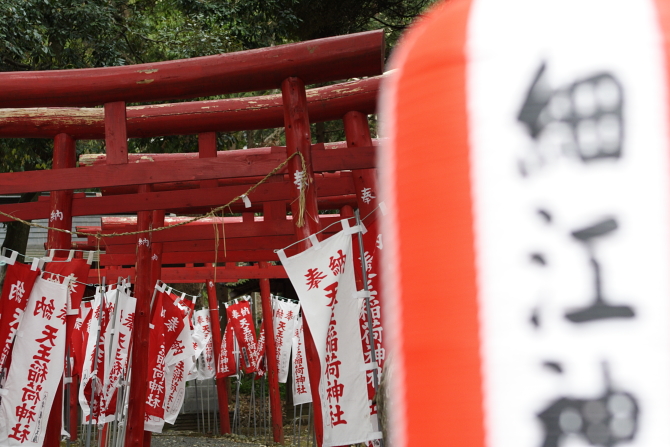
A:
[
  {"left": 150, "top": 431, "right": 274, "bottom": 447},
  {"left": 64, "top": 427, "right": 311, "bottom": 447},
  {"left": 62, "top": 433, "right": 275, "bottom": 447}
]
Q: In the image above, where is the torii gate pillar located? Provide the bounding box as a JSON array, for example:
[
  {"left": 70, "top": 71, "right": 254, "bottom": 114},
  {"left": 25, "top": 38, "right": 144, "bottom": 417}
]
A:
[
  {"left": 44, "top": 133, "right": 76, "bottom": 447},
  {"left": 282, "top": 76, "right": 324, "bottom": 447}
]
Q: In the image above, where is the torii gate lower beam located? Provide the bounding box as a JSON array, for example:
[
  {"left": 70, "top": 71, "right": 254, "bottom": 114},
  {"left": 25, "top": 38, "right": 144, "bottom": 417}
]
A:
[
  {"left": 0, "top": 145, "right": 375, "bottom": 195},
  {"left": 91, "top": 264, "right": 288, "bottom": 285}
]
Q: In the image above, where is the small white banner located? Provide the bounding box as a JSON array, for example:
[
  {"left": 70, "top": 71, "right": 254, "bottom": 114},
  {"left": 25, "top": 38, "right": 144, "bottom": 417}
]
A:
[
  {"left": 194, "top": 310, "right": 216, "bottom": 380},
  {"left": 272, "top": 298, "right": 300, "bottom": 383},
  {"left": 292, "top": 315, "right": 312, "bottom": 405}
]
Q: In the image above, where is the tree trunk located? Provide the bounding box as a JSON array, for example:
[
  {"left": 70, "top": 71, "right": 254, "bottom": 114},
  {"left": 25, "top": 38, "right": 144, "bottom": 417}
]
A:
[
  {"left": 315, "top": 122, "right": 326, "bottom": 143},
  {"left": 246, "top": 129, "right": 256, "bottom": 149},
  {"left": 1, "top": 191, "right": 40, "bottom": 254}
]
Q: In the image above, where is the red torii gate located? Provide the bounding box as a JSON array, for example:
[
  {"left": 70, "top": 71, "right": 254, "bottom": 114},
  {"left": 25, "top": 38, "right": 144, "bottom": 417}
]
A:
[{"left": 0, "top": 30, "right": 383, "bottom": 447}]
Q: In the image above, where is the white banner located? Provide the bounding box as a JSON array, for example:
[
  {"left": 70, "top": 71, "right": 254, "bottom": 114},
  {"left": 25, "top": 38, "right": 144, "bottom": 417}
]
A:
[
  {"left": 158, "top": 315, "right": 195, "bottom": 430},
  {"left": 0, "top": 277, "right": 68, "bottom": 447},
  {"left": 272, "top": 298, "right": 300, "bottom": 383},
  {"left": 194, "top": 310, "right": 216, "bottom": 380},
  {"left": 292, "top": 315, "right": 312, "bottom": 405},
  {"left": 188, "top": 324, "right": 206, "bottom": 381},
  {"left": 282, "top": 226, "right": 376, "bottom": 446},
  {"left": 163, "top": 357, "right": 192, "bottom": 425}
]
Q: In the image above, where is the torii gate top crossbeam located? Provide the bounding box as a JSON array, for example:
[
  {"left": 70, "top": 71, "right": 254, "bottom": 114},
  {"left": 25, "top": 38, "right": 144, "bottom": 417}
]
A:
[{"left": 0, "top": 30, "right": 383, "bottom": 108}]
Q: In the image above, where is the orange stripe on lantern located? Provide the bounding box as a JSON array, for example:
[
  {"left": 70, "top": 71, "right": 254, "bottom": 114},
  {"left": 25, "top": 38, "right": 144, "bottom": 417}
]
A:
[
  {"left": 655, "top": 0, "right": 670, "bottom": 163},
  {"left": 381, "top": 0, "right": 485, "bottom": 446}
]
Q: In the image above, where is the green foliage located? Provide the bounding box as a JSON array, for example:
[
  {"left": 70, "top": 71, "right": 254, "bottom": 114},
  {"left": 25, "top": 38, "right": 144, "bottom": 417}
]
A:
[
  {"left": 166, "top": 0, "right": 300, "bottom": 50},
  {"left": 0, "top": 0, "right": 130, "bottom": 175},
  {"left": 0, "top": 0, "right": 127, "bottom": 71},
  {"left": 0, "top": 0, "right": 435, "bottom": 175},
  {"left": 0, "top": 138, "right": 51, "bottom": 172}
]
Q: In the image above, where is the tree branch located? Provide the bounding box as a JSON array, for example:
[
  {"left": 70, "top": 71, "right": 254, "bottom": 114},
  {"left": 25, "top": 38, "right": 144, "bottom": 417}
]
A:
[{"left": 1, "top": 56, "right": 31, "bottom": 70}]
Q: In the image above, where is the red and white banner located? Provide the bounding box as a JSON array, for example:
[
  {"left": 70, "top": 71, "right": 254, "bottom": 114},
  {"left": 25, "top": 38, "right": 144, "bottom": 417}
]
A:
[
  {"left": 44, "top": 258, "right": 91, "bottom": 319},
  {"left": 160, "top": 315, "right": 195, "bottom": 430},
  {"left": 0, "top": 263, "right": 40, "bottom": 372},
  {"left": 165, "top": 316, "right": 194, "bottom": 369},
  {"left": 145, "top": 289, "right": 185, "bottom": 431},
  {"left": 217, "top": 324, "right": 237, "bottom": 378},
  {"left": 0, "top": 277, "right": 68, "bottom": 446},
  {"left": 162, "top": 300, "right": 195, "bottom": 429},
  {"left": 194, "top": 309, "right": 216, "bottom": 380},
  {"left": 101, "top": 288, "right": 136, "bottom": 422},
  {"left": 353, "top": 218, "right": 385, "bottom": 413},
  {"left": 78, "top": 287, "right": 112, "bottom": 422},
  {"left": 272, "top": 297, "right": 300, "bottom": 383},
  {"left": 281, "top": 226, "right": 378, "bottom": 446},
  {"left": 226, "top": 299, "right": 259, "bottom": 374},
  {"left": 291, "top": 315, "right": 312, "bottom": 405},
  {"left": 71, "top": 301, "right": 92, "bottom": 378}
]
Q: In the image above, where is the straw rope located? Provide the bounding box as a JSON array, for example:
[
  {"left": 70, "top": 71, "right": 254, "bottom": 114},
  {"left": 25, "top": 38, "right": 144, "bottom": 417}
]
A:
[{"left": 0, "top": 151, "right": 309, "bottom": 244}]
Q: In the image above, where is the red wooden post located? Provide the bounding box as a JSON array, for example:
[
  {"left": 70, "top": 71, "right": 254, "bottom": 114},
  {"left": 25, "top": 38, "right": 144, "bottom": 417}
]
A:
[
  {"left": 343, "top": 111, "right": 378, "bottom": 292},
  {"left": 198, "top": 132, "right": 218, "bottom": 188},
  {"left": 282, "top": 77, "right": 321, "bottom": 239},
  {"left": 343, "top": 111, "right": 378, "bottom": 217},
  {"left": 93, "top": 104, "right": 128, "bottom": 441},
  {"left": 44, "top": 133, "right": 76, "bottom": 446},
  {"left": 47, "top": 134, "right": 76, "bottom": 249},
  {"left": 205, "top": 281, "right": 232, "bottom": 434},
  {"left": 259, "top": 261, "right": 284, "bottom": 443},
  {"left": 198, "top": 131, "right": 234, "bottom": 433},
  {"left": 104, "top": 102, "right": 128, "bottom": 165},
  {"left": 343, "top": 113, "right": 383, "bottom": 441},
  {"left": 339, "top": 206, "right": 363, "bottom": 291},
  {"left": 150, "top": 210, "right": 165, "bottom": 288},
  {"left": 70, "top": 376, "right": 79, "bottom": 441},
  {"left": 281, "top": 76, "right": 324, "bottom": 447},
  {"left": 125, "top": 184, "right": 153, "bottom": 447}
]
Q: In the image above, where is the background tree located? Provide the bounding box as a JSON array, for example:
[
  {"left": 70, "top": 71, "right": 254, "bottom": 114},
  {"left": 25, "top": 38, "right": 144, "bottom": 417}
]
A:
[{"left": 0, "top": 0, "right": 437, "bottom": 251}]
